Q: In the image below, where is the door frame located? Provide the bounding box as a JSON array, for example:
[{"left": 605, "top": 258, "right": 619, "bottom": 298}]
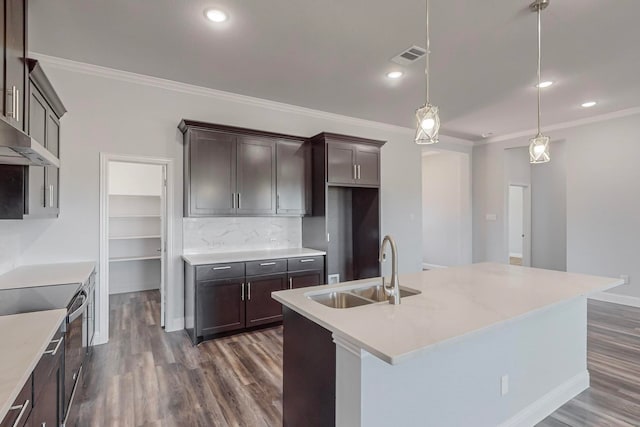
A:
[
  {"left": 505, "top": 183, "right": 531, "bottom": 267},
  {"left": 97, "top": 153, "right": 175, "bottom": 345}
]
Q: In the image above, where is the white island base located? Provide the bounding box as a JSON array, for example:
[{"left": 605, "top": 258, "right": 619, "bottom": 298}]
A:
[
  {"left": 273, "top": 264, "right": 622, "bottom": 427},
  {"left": 335, "top": 296, "right": 588, "bottom": 427}
]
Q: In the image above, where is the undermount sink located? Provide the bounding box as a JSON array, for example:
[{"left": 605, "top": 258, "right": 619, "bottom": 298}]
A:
[
  {"left": 308, "top": 283, "right": 421, "bottom": 309},
  {"left": 351, "top": 284, "right": 421, "bottom": 302}
]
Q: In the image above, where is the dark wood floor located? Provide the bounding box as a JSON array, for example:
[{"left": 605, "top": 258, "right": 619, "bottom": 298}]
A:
[{"left": 74, "top": 291, "right": 640, "bottom": 426}]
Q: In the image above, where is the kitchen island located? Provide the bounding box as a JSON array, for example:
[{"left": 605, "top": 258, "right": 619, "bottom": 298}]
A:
[{"left": 272, "top": 263, "right": 622, "bottom": 427}]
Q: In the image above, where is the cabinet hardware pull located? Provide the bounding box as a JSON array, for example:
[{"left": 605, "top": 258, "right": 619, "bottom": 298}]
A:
[
  {"left": 15, "top": 89, "right": 19, "bottom": 122},
  {"left": 44, "top": 337, "right": 64, "bottom": 356},
  {"left": 232, "top": 193, "right": 236, "bottom": 209},
  {"left": 353, "top": 164, "right": 357, "bottom": 180},
  {"left": 299, "top": 259, "right": 315, "bottom": 263},
  {"left": 241, "top": 283, "right": 245, "bottom": 301},
  {"left": 49, "top": 185, "right": 54, "bottom": 208},
  {"left": 277, "top": 194, "right": 280, "bottom": 210},
  {"left": 357, "top": 165, "right": 361, "bottom": 180},
  {"left": 9, "top": 399, "right": 29, "bottom": 427},
  {"left": 6, "top": 87, "right": 14, "bottom": 118},
  {"left": 212, "top": 266, "right": 231, "bottom": 270},
  {"left": 289, "top": 277, "right": 293, "bottom": 289},
  {"left": 238, "top": 193, "right": 241, "bottom": 209},
  {"left": 260, "top": 262, "right": 276, "bottom": 266},
  {"left": 247, "top": 282, "right": 251, "bottom": 300}
]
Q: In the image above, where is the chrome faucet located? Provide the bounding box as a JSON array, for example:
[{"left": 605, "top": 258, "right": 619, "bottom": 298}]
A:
[{"left": 379, "top": 235, "right": 400, "bottom": 305}]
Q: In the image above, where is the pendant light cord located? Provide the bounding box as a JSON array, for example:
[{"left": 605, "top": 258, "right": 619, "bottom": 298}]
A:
[
  {"left": 425, "top": 0, "right": 430, "bottom": 104},
  {"left": 536, "top": 3, "right": 542, "bottom": 135}
]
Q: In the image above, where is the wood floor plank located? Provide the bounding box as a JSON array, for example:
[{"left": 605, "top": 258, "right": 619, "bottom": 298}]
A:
[{"left": 72, "top": 291, "right": 640, "bottom": 426}]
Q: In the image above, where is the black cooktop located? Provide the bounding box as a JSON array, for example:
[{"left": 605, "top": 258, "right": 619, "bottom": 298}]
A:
[{"left": 0, "top": 282, "right": 81, "bottom": 316}]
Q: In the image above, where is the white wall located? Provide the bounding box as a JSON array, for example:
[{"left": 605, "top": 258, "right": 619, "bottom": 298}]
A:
[
  {"left": 473, "top": 112, "right": 640, "bottom": 297},
  {"left": 508, "top": 186, "right": 524, "bottom": 257},
  {"left": 5, "top": 54, "right": 424, "bottom": 337},
  {"left": 109, "top": 161, "right": 163, "bottom": 196},
  {"left": 421, "top": 151, "right": 472, "bottom": 267}
]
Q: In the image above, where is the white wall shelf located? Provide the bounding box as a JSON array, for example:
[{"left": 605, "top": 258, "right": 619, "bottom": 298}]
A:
[
  {"left": 109, "top": 235, "right": 161, "bottom": 240},
  {"left": 110, "top": 255, "right": 161, "bottom": 263}
]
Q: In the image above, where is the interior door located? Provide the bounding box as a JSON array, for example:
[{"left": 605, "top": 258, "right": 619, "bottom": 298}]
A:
[
  {"left": 276, "top": 140, "right": 308, "bottom": 215},
  {"left": 187, "top": 130, "right": 237, "bottom": 216},
  {"left": 236, "top": 137, "right": 276, "bottom": 215},
  {"left": 160, "top": 165, "right": 167, "bottom": 328},
  {"left": 327, "top": 142, "right": 356, "bottom": 185}
]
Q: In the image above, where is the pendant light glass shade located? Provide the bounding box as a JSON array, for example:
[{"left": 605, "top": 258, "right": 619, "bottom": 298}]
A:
[
  {"left": 529, "top": 133, "right": 550, "bottom": 163},
  {"left": 529, "top": 0, "right": 550, "bottom": 164},
  {"left": 415, "top": 104, "right": 440, "bottom": 144},
  {"left": 414, "top": 0, "right": 440, "bottom": 145}
]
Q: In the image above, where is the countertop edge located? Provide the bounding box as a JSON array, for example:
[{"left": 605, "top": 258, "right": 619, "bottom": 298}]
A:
[
  {"left": 0, "top": 309, "right": 67, "bottom": 421},
  {"left": 182, "top": 248, "right": 327, "bottom": 266}
]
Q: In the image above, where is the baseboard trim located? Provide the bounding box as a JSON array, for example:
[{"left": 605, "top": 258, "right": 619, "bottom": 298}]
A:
[
  {"left": 423, "top": 263, "right": 448, "bottom": 270},
  {"left": 499, "top": 370, "right": 589, "bottom": 427},
  {"left": 588, "top": 292, "right": 640, "bottom": 308}
]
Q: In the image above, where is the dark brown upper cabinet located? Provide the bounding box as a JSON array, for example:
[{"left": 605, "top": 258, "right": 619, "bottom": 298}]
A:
[
  {"left": 4, "top": 0, "right": 26, "bottom": 130},
  {"left": 180, "top": 120, "right": 308, "bottom": 217},
  {"left": 237, "top": 136, "right": 277, "bottom": 215},
  {"left": 276, "top": 140, "right": 309, "bottom": 215},
  {"left": 326, "top": 135, "right": 382, "bottom": 187}
]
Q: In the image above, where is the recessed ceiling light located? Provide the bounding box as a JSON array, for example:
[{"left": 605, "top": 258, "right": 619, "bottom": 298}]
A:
[
  {"left": 581, "top": 101, "right": 597, "bottom": 108},
  {"left": 204, "top": 9, "right": 228, "bottom": 23},
  {"left": 536, "top": 81, "right": 553, "bottom": 88},
  {"left": 386, "top": 71, "right": 404, "bottom": 79}
]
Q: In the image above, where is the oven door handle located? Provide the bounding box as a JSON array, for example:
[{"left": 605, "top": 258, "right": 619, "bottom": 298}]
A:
[{"left": 68, "top": 291, "right": 89, "bottom": 323}]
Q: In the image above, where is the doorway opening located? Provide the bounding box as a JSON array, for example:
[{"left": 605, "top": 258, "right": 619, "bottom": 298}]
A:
[
  {"left": 98, "top": 154, "right": 173, "bottom": 345},
  {"left": 508, "top": 184, "right": 531, "bottom": 266}
]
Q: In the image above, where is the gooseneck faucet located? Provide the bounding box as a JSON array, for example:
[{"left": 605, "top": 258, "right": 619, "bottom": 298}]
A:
[{"left": 379, "top": 235, "right": 400, "bottom": 305}]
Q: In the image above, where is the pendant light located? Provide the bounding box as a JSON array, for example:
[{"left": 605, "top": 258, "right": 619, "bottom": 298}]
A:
[
  {"left": 529, "top": 0, "right": 550, "bottom": 164},
  {"left": 415, "top": 0, "right": 440, "bottom": 145}
]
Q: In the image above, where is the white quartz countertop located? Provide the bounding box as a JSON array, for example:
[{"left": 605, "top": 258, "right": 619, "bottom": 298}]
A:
[
  {"left": 182, "top": 248, "right": 326, "bottom": 265},
  {"left": 272, "top": 263, "right": 623, "bottom": 365},
  {"left": 0, "top": 309, "right": 67, "bottom": 421},
  {"left": 0, "top": 262, "right": 96, "bottom": 291}
]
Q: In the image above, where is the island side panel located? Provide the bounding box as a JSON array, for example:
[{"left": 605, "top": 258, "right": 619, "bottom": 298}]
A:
[
  {"left": 283, "top": 307, "right": 336, "bottom": 427},
  {"left": 335, "top": 297, "right": 588, "bottom": 427}
]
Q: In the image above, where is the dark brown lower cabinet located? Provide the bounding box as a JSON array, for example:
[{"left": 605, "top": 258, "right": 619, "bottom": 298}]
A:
[
  {"left": 245, "top": 273, "right": 286, "bottom": 327},
  {"left": 287, "top": 269, "right": 324, "bottom": 290},
  {"left": 0, "top": 322, "right": 64, "bottom": 427},
  {"left": 283, "top": 307, "right": 335, "bottom": 427},
  {"left": 197, "top": 279, "right": 246, "bottom": 336}
]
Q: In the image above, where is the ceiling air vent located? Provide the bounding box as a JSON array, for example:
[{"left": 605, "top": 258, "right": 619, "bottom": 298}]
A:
[{"left": 391, "top": 45, "right": 427, "bottom": 66}]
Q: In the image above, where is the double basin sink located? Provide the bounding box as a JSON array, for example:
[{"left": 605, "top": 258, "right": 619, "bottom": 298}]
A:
[{"left": 308, "top": 282, "right": 421, "bottom": 309}]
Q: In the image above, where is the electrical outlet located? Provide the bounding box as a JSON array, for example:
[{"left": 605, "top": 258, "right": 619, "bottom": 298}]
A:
[
  {"left": 328, "top": 274, "right": 340, "bottom": 285},
  {"left": 501, "top": 375, "right": 509, "bottom": 396},
  {"left": 621, "top": 274, "right": 630, "bottom": 285}
]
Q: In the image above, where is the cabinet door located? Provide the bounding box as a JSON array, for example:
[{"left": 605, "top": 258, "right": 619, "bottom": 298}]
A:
[
  {"left": 287, "top": 270, "right": 324, "bottom": 290},
  {"left": 32, "top": 363, "right": 61, "bottom": 427},
  {"left": 45, "top": 114, "right": 60, "bottom": 212},
  {"left": 27, "top": 87, "right": 48, "bottom": 216},
  {"left": 237, "top": 137, "right": 276, "bottom": 215},
  {"left": 327, "top": 142, "right": 356, "bottom": 185},
  {"left": 276, "top": 140, "right": 308, "bottom": 215},
  {"left": 197, "top": 279, "right": 245, "bottom": 336},
  {"left": 186, "top": 130, "right": 237, "bottom": 216},
  {"left": 0, "top": 375, "right": 32, "bottom": 427},
  {"left": 5, "top": 0, "right": 26, "bottom": 130},
  {"left": 355, "top": 145, "right": 380, "bottom": 187},
  {"left": 246, "top": 273, "right": 286, "bottom": 327}
]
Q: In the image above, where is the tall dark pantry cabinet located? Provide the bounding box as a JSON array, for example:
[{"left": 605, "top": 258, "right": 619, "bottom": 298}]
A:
[{"left": 302, "top": 133, "right": 385, "bottom": 283}]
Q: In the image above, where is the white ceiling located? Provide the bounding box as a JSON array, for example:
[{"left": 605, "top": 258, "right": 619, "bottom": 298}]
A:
[{"left": 29, "top": 0, "right": 640, "bottom": 141}]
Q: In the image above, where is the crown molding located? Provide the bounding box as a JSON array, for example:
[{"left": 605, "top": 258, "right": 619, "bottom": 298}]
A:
[
  {"left": 478, "top": 106, "right": 640, "bottom": 145},
  {"left": 29, "top": 52, "right": 418, "bottom": 136}
]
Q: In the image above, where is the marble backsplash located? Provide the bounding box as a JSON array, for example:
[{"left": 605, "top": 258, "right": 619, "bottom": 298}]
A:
[{"left": 183, "top": 217, "right": 302, "bottom": 254}]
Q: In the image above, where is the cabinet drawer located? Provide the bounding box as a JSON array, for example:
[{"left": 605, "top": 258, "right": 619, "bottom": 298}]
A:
[
  {"left": 33, "top": 325, "right": 64, "bottom": 403},
  {"left": 246, "top": 259, "right": 287, "bottom": 276},
  {"left": 288, "top": 256, "right": 324, "bottom": 272},
  {"left": 196, "top": 262, "right": 245, "bottom": 280},
  {"left": 0, "top": 374, "right": 32, "bottom": 427}
]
